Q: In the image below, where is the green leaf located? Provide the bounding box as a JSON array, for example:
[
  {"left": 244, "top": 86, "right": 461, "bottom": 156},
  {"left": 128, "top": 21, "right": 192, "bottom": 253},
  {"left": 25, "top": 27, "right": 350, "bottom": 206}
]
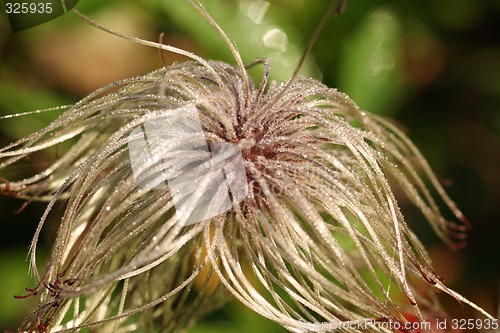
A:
[
  {"left": 338, "top": 8, "right": 404, "bottom": 115},
  {"left": 143, "top": 0, "right": 317, "bottom": 83}
]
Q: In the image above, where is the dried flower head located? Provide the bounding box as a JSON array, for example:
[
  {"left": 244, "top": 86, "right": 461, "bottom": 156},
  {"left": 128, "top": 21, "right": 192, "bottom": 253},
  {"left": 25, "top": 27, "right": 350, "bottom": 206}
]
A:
[{"left": 0, "top": 1, "right": 494, "bottom": 333}]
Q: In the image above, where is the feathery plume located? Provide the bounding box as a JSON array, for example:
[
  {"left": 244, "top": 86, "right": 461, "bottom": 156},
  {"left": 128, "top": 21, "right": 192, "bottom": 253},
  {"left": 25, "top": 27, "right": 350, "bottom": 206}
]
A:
[{"left": 0, "top": 1, "right": 494, "bottom": 332}]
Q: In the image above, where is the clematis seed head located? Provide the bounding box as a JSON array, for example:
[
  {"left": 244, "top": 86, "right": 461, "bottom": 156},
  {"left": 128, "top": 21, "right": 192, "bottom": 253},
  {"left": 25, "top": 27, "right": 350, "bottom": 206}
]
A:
[{"left": 0, "top": 2, "right": 494, "bottom": 333}]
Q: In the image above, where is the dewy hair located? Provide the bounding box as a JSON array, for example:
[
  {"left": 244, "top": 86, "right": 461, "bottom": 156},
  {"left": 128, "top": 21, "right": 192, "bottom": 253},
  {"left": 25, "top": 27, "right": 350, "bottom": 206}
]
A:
[{"left": 0, "top": 1, "right": 494, "bottom": 332}]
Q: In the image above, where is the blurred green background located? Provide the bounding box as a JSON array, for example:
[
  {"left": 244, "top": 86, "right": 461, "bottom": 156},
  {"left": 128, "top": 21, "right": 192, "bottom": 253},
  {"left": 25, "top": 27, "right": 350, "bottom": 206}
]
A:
[{"left": 0, "top": 0, "right": 499, "bottom": 331}]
